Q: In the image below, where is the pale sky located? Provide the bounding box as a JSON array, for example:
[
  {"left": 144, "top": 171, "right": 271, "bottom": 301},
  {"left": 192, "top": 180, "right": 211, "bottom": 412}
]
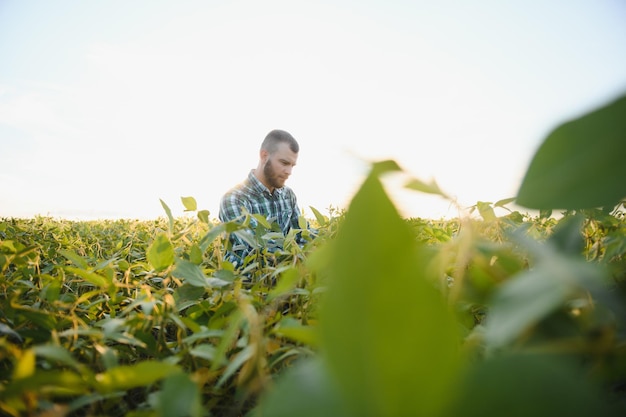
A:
[{"left": 1, "top": 0, "right": 626, "bottom": 220}]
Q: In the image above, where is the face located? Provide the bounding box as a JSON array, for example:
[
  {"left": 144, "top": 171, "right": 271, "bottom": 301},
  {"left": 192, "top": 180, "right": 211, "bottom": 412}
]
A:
[{"left": 262, "top": 142, "right": 298, "bottom": 190}]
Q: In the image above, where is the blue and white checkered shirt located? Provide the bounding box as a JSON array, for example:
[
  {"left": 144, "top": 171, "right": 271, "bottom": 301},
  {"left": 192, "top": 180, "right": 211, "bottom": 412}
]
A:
[{"left": 219, "top": 170, "right": 304, "bottom": 265}]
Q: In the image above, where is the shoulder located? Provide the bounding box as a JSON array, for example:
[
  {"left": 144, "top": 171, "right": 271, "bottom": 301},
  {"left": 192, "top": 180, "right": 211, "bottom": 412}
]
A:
[
  {"left": 221, "top": 182, "right": 246, "bottom": 199},
  {"left": 221, "top": 174, "right": 255, "bottom": 201},
  {"left": 220, "top": 177, "right": 253, "bottom": 212},
  {"left": 220, "top": 184, "right": 251, "bottom": 210},
  {"left": 220, "top": 185, "right": 249, "bottom": 222}
]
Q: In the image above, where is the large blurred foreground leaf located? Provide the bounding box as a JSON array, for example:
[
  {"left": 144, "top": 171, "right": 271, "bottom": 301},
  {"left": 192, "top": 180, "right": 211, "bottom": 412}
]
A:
[
  {"left": 155, "top": 372, "right": 202, "bottom": 417},
  {"left": 517, "top": 93, "right": 626, "bottom": 209},
  {"left": 250, "top": 359, "right": 348, "bottom": 417},
  {"left": 319, "top": 171, "right": 461, "bottom": 417},
  {"left": 253, "top": 163, "right": 623, "bottom": 417},
  {"left": 254, "top": 168, "right": 462, "bottom": 417},
  {"left": 443, "top": 353, "right": 617, "bottom": 417}
]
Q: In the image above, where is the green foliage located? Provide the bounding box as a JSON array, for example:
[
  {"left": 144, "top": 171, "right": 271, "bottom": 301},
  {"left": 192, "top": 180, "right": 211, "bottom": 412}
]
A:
[
  {"left": 517, "top": 92, "right": 626, "bottom": 209},
  {"left": 1, "top": 93, "right": 626, "bottom": 416},
  {"left": 318, "top": 169, "right": 461, "bottom": 417},
  {"left": 254, "top": 171, "right": 625, "bottom": 417},
  {"left": 0, "top": 211, "right": 327, "bottom": 416}
]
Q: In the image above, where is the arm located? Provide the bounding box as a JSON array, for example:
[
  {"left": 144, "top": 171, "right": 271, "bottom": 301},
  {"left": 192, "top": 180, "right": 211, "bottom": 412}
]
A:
[{"left": 219, "top": 193, "right": 258, "bottom": 266}]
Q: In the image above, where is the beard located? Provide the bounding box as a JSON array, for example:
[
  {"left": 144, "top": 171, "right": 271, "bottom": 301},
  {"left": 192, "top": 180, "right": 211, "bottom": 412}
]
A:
[{"left": 263, "top": 158, "right": 285, "bottom": 190}]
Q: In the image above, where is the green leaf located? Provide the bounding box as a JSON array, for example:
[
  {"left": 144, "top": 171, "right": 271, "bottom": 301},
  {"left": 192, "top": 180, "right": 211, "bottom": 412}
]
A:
[
  {"left": 370, "top": 159, "right": 403, "bottom": 176},
  {"left": 309, "top": 206, "right": 327, "bottom": 226},
  {"left": 216, "top": 344, "right": 254, "bottom": 387},
  {"left": 147, "top": 233, "right": 174, "bottom": 272},
  {"left": 189, "top": 344, "right": 218, "bottom": 361},
  {"left": 197, "top": 209, "right": 210, "bottom": 224},
  {"left": 549, "top": 214, "right": 585, "bottom": 255},
  {"left": 67, "top": 393, "right": 124, "bottom": 414},
  {"left": 0, "top": 323, "right": 23, "bottom": 342},
  {"left": 251, "top": 359, "right": 351, "bottom": 417},
  {"left": 443, "top": 354, "right": 616, "bottom": 417},
  {"left": 233, "top": 230, "right": 259, "bottom": 249},
  {"left": 118, "top": 259, "right": 130, "bottom": 271},
  {"left": 405, "top": 177, "right": 449, "bottom": 198},
  {"left": 95, "top": 361, "right": 179, "bottom": 393},
  {"left": 173, "top": 260, "right": 209, "bottom": 287},
  {"left": 18, "top": 308, "right": 57, "bottom": 334},
  {"left": 267, "top": 267, "right": 300, "bottom": 301},
  {"left": 181, "top": 196, "right": 197, "bottom": 212},
  {"left": 199, "top": 223, "right": 227, "bottom": 252},
  {"left": 476, "top": 201, "right": 497, "bottom": 221},
  {"left": 58, "top": 249, "right": 89, "bottom": 269},
  {"left": 0, "top": 239, "right": 19, "bottom": 253},
  {"left": 252, "top": 213, "right": 272, "bottom": 229},
  {"left": 173, "top": 259, "right": 230, "bottom": 288},
  {"left": 189, "top": 244, "right": 203, "bottom": 265},
  {"left": 539, "top": 208, "right": 553, "bottom": 219},
  {"left": 183, "top": 329, "right": 224, "bottom": 344},
  {"left": 483, "top": 245, "right": 603, "bottom": 349},
  {"left": 213, "top": 268, "right": 235, "bottom": 282},
  {"left": 34, "top": 344, "right": 85, "bottom": 373},
  {"left": 13, "top": 348, "right": 35, "bottom": 379},
  {"left": 298, "top": 214, "right": 308, "bottom": 230},
  {"left": 157, "top": 373, "right": 202, "bottom": 417},
  {"left": 160, "top": 199, "right": 174, "bottom": 234},
  {"left": 4, "top": 370, "right": 89, "bottom": 398},
  {"left": 174, "top": 284, "right": 205, "bottom": 311},
  {"left": 318, "top": 169, "right": 461, "bottom": 417},
  {"left": 517, "top": 93, "right": 626, "bottom": 209},
  {"left": 272, "top": 318, "right": 318, "bottom": 347},
  {"left": 483, "top": 267, "right": 570, "bottom": 349},
  {"left": 97, "top": 317, "right": 126, "bottom": 336},
  {"left": 65, "top": 266, "right": 110, "bottom": 288},
  {"left": 495, "top": 197, "right": 516, "bottom": 208},
  {"left": 210, "top": 310, "right": 244, "bottom": 371}
]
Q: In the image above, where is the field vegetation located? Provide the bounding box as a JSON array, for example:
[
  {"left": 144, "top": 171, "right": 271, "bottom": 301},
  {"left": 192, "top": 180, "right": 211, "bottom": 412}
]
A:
[{"left": 1, "top": 93, "right": 625, "bottom": 416}]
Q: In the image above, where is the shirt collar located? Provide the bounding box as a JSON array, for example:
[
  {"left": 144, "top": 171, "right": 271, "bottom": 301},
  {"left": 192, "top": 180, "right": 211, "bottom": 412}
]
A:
[{"left": 248, "top": 169, "right": 283, "bottom": 196}]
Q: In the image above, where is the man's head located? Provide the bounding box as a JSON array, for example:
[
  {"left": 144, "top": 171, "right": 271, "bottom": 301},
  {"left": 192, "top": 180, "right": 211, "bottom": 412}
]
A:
[
  {"left": 257, "top": 129, "right": 299, "bottom": 192},
  {"left": 260, "top": 129, "right": 299, "bottom": 154}
]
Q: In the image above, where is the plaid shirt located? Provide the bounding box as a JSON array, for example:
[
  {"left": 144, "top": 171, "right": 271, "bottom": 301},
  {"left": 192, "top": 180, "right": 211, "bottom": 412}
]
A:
[{"left": 219, "top": 170, "right": 303, "bottom": 264}]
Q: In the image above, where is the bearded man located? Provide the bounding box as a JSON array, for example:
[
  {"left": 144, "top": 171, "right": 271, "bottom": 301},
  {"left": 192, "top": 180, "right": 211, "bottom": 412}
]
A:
[{"left": 218, "top": 129, "right": 312, "bottom": 268}]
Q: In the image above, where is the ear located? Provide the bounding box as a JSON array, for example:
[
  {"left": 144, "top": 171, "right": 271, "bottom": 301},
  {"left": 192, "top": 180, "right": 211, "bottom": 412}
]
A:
[{"left": 260, "top": 149, "right": 270, "bottom": 162}]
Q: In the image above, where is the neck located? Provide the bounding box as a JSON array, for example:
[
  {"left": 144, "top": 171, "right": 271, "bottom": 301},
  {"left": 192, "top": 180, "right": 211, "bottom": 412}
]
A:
[{"left": 253, "top": 168, "right": 274, "bottom": 194}]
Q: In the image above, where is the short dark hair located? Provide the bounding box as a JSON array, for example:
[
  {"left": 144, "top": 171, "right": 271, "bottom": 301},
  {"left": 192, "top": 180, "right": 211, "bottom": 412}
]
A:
[{"left": 261, "top": 129, "right": 299, "bottom": 154}]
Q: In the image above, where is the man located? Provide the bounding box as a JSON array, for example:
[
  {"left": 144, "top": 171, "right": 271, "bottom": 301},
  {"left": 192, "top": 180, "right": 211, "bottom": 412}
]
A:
[{"left": 219, "top": 129, "right": 311, "bottom": 267}]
